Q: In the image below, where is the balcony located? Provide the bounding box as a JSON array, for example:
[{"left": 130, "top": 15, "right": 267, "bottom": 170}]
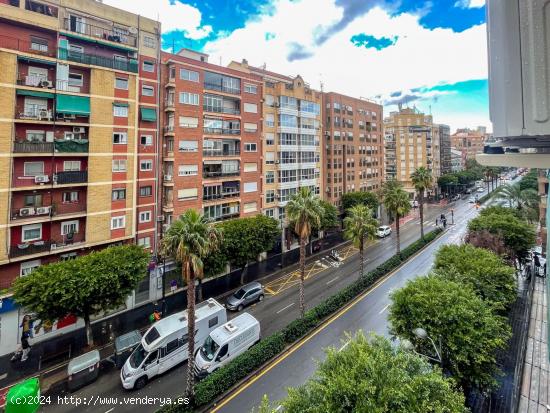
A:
[
  {"left": 15, "top": 106, "right": 53, "bottom": 121},
  {"left": 203, "top": 170, "right": 240, "bottom": 179},
  {"left": 10, "top": 241, "right": 51, "bottom": 258},
  {"left": 204, "top": 82, "right": 240, "bottom": 95},
  {"left": 203, "top": 127, "right": 240, "bottom": 136},
  {"left": 26, "top": 0, "right": 58, "bottom": 17},
  {"left": 54, "top": 171, "right": 87, "bottom": 185},
  {"left": 58, "top": 48, "right": 138, "bottom": 73},
  {"left": 164, "top": 125, "right": 175, "bottom": 136},
  {"left": 13, "top": 141, "right": 52, "bottom": 153},
  {"left": 203, "top": 105, "right": 240, "bottom": 115},
  {"left": 11, "top": 202, "right": 86, "bottom": 221},
  {"left": 203, "top": 191, "right": 240, "bottom": 202},
  {"left": 0, "top": 34, "right": 56, "bottom": 57},
  {"left": 203, "top": 148, "right": 240, "bottom": 157},
  {"left": 13, "top": 140, "right": 89, "bottom": 154},
  {"left": 63, "top": 18, "right": 137, "bottom": 48}
]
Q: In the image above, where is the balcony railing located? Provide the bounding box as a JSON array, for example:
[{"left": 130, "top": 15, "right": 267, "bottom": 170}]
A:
[
  {"left": 164, "top": 125, "right": 175, "bottom": 133},
  {"left": 202, "top": 149, "right": 240, "bottom": 157},
  {"left": 203, "top": 170, "right": 240, "bottom": 178},
  {"left": 58, "top": 48, "right": 138, "bottom": 73},
  {"left": 54, "top": 171, "right": 88, "bottom": 184},
  {"left": 13, "top": 141, "right": 53, "bottom": 153},
  {"left": 204, "top": 82, "right": 240, "bottom": 95},
  {"left": 63, "top": 18, "right": 137, "bottom": 47},
  {"left": 207, "top": 210, "right": 240, "bottom": 222},
  {"left": 55, "top": 140, "right": 89, "bottom": 153},
  {"left": 11, "top": 202, "right": 86, "bottom": 221},
  {"left": 10, "top": 241, "right": 51, "bottom": 258},
  {"left": 26, "top": 0, "right": 58, "bottom": 17},
  {"left": 13, "top": 140, "right": 89, "bottom": 153},
  {"left": 203, "top": 191, "right": 240, "bottom": 202},
  {"left": 0, "top": 34, "right": 56, "bottom": 57},
  {"left": 203, "top": 105, "right": 241, "bottom": 115},
  {"left": 16, "top": 106, "right": 53, "bottom": 121},
  {"left": 203, "top": 127, "right": 240, "bottom": 135}
]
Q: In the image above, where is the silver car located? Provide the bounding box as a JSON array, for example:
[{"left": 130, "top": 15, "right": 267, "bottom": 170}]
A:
[{"left": 225, "top": 282, "right": 264, "bottom": 311}]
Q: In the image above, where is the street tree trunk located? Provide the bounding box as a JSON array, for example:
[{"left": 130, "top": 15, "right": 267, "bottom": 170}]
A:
[
  {"left": 185, "top": 262, "right": 196, "bottom": 403},
  {"left": 299, "top": 236, "right": 306, "bottom": 318},
  {"left": 84, "top": 313, "right": 93, "bottom": 347},
  {"left": 359, "top": 238, "right": 364, "bottom": 279},
  {"left": 396, "top": 213, "right": 401, "bottom": 255},
  {"left": 419, "top": 191, "right": 425, "bottom": 239}
]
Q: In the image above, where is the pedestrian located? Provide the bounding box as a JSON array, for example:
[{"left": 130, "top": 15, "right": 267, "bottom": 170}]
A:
[
  {"left": 435, "top": 218, "right": 439, "bottom": 226},
  {"left": 442, "top": 218, "right": 447, "bottom": 228},
  {"left": 19, "top": 315, "right": 33, "bottom": 362}
]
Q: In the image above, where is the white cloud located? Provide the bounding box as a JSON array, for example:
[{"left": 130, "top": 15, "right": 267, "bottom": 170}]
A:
[
  {"left": 454, "top": 0, "right": 485, "bottom": 9},
  {"left": 103, "top": 0, "right": 211, "bottom": 39}
]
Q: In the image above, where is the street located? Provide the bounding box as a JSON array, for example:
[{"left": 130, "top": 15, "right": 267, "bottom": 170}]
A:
[{"left": 42, "top": 191, "right": 489, "bottom": 413}]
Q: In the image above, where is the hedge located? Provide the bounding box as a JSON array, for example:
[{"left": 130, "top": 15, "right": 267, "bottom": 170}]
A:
[{"left": 160, "top": 228, "right": 443, "bottom": 412}]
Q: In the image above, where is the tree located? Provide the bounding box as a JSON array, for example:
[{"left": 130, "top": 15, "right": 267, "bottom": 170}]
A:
[
  {"left": 273, "top": 333, "right": 465, "bottom": 413},
  {"left": 495, "top": 182, "right": 538, "bottom": 215},
  {"left": 465, "top": 229, "right": 510, "bottom": 263},
  {"left": 341, "top": 191, "right": 379, "bottom": 213},
  {"left": 434, "top": 244, "right": 517, "bottom": 311},
  {"left": 317, "top": 200, "right": 339, "bottom": 232},
  {"left": 220, "top": 215, "right": 280, "bottom": 284},
  {"left": 12, "top": 245, "right": 149, "bottom": 347},
  {"left": 519, "top": 169, "right": 538, "bottom": 191},
  {"left": 162, "top": 210, "right": 222, "bottom": 401},
  {"left": 286, "top": 187, "right": 324, "bottom": 318},
  {"left": 437, "top": 174, "right": 458, "bottom": 193},
  {"left": 380, "top": 180, "right": 411, "bottom": 255},
  {"left": 411, "top": 167, "right": 433, "bottom": 239},
  {"left": 389, "top": 275, "right": 511, "bottom": 392},
  {"left": 343, "top": 205, "right": 378, "bottom": 279}
]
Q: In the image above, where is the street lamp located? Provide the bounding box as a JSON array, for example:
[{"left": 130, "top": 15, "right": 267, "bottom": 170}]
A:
[{"left": 406, "top": 327, "right": 443, "bottom": 364}]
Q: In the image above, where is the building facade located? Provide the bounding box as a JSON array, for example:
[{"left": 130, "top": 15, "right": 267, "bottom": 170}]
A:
[
  {"left": 228, "top": 60, "right": 323, "bottom": 226},
  {"left": 450, "top": 148, "right": 465, "bottom": 172},
  {"left": 322, "top": 92, "right": 383, "bottom": 208},
  {"left": 438, "top": 124, "right": 452, "bottom": 174},
  {"left": 0, "top": 0, "right": 160, "bottom": 354},
  {"left": 383, "top": 107, "right": 441, "bottom": 195},
  {"left": 160, "top": 51, "right": 263, "bottom": 227},
  {"left": 451, "top": 128, "right": 485, "bottom": 160}
]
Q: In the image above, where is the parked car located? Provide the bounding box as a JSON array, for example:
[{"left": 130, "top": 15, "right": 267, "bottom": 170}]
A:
[
  {"left": 377, "top": 225, "right": 392, "bottom": 238},
  {"left": 225, "top": 282, "right": 265, "bottom": 312},
  {"left": 451, "top": 194, "right": 461, "bottom": 201},
  {"left": 465, "top": 188, "right": 472, "bottom": 194},
  {"left": 477, "top": 187, "right": 485, "bottom": 193}
]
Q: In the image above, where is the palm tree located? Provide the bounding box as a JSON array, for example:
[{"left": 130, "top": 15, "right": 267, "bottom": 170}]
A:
[
  {"left": 496, "top": 182, "right": 539, "bottom": 211},
  {"left": 381, "top": 180, "right": 411, "bottom": 255},
  {"left": 343, "top": 204, "right": 379, "bottom": 279},
  {"left": 286, "top": 187, "right": 324, "bottom": 318},
  {"left": 411, "top": 167, "right": 433, "bottom": 239},
  {"left": 161, "top": 210, "right": 222, "bottom": 401}
]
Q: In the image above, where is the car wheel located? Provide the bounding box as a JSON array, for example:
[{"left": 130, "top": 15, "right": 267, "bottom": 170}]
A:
[
  {"left": 134, "top": 376, "right": 147, "bottom": 390},
  {"left": 237, "top": 304, "right": 244, "bottom": 312},
  {"left": 258, "top": 294, "right": 264, "bottom": 302}
]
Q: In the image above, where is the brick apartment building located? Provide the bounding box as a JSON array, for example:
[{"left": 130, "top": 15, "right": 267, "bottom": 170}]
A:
[
  {"left": 451, "top": 127, "right": 486, "bottom": 160},
  {"left": 0, "top": 0, "right": 160, "bottom": 353},
  {"left": 322, "top": 92, "right": 383, "bottom": 208},
  {"left": 160, "top": 50, "right": 263, "bottom": 226}
]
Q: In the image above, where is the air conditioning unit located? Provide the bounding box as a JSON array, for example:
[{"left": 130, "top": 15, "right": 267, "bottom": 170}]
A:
[
  {"left": 39, "top": 80, "right": 53, "bottom": 88},
  {"left": 73, "top": 127, "right": 85, "bottom": 133},
  {"left": 50, "top": 243, "right": 57, "bottom": 250},
  {"left": 36, "top": 206, "right": 51, "bottom": 215},
  {"left": 19, "top": 207, "right": 36, "bottom": 216},
  {"left": 128, "top": 51, "right": 138, "bottom": 59},
  {"left": 275, "top": 160, "right": 280, "bottom": 164},
  {"left": 34, "top": 175, "right": 49, "bottom": 183}
]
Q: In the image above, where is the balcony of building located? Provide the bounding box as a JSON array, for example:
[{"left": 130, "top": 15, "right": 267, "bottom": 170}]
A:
[
  {"left": 204, "top": 71, "right": 241, "bottom": 95},
  {"left": 203, "top": 160, "right": 240, "bottom": 179},
  {"left": 62, "top": 16, "right": 137, "bottom": 48},
  {"left": 203, "top": 139, "right": 240, "bottom": 157},
  {"left": 163, "top": 163, "right": 174, "bottom": 186},
  {"left": 13, "top": 139, "right": 89, "bottom": 155},
  {"left": 58, "top": 41, "right": 138, "bottom": 73},
  {"left": 12, "top": 158, "right": 88, "bottom": 188},
  {"left": 16, "top": 58, "right": 91, "bottom": 94},
  {"left": 164, "top": 91, "right": 175, "bottom": 112},
  {"left": 203, "top": 181, "right": 240, "bottom": 203},
  {"left": 203, "top": 93, "right": 241, "bottom": 115},
  {"left": 54, "top": 170, "right": 87, "bottom": 185},
  {"left": 0, "top": 32, "right": 57, "bottom": 57},
  {"left": 10, "top": 189, "right": 87, "bottom": 222},
  {"left": 24, "top": 0, "right": 58, "bottom": 17},
  {"left": 203, "top": 202, "right": 240, "bottom": 222},
  {"left": 203, "top": 117, "right": 241, "bottom": 136},
  {"left": 165, "top": 66, "right": 176, "bottom": 88}
]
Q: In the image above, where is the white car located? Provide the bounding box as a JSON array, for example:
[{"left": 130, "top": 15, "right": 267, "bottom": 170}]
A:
[
  {"left": 477, "top": 187, "right": 485, "bottom": 193},
  {"left": 377, "top": 226, "right": 392, "bottom": 238}
]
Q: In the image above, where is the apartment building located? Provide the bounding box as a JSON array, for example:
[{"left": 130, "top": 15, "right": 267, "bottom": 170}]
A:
[
  {"left": 229, "top": 60, "right": 323, "bottom": 224},
  {"left": 539, "top": 170, "right": 548, "bottom": 253},
  {"left": 323, "top": 92, "right": 383, "bottom": 208},
  {"left": 0, "top": 0, "right": 160, "bottom": 353},
  {"left": 384, "top": 107, "right": 440, "bottom": 196},
  {"left": 438, "top": 124, "right": 452, "bottom": 174},
  {"left": 160, "top": 50, "right": 263, "bottom": 226},
  {"left": 451, "top": 127, "right": 486, "bottom": 160}
]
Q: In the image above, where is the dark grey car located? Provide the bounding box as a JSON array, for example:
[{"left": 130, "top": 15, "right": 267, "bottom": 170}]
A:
[{"left": 225, "top": 282, "right": 264, "bottom": 311}]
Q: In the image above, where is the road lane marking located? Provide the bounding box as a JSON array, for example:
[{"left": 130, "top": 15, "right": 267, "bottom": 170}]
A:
[
  {"left": 105, "top": 409, "right": 115, "bottom": 413},
  {"left": 209, "top": 230, "right": 446, "bottom": 413},
  {"left": 326, "top": 276, "right": 339, "bottom": 285},
  {"left": 339, "top": 340, "right": 351, "bottom": 352},
  {"left": 276, "top": 303, "right": 295, "bottom": 314},
  {"left": 378, "top": 304, "right": 390, "bottom": 315},
  {"left": 275, "top": 405, "right": 283, "bottom": 411}
]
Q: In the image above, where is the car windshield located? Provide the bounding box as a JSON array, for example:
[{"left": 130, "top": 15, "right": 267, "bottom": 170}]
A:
[
  {"left": 129, "top": 343, "right": 147, "bottom": 368},
  {"left": 200, "top": 335, "right": 220, "bottom": 361},
  {"left": 233, "top": 288, "right": 246, "bottom": 299},
  {"left": 378, "top": 227, "right": 385, "bottom": 231}
]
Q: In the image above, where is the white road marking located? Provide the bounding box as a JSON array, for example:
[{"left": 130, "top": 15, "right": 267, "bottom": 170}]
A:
[
  {"left": 326, "top": 276, "right": 339, "bottom": 285},
  {"left": 378, "top": 304, "right": 390, "bottom": 314},
  {"left": 105, "top": 409, "right": 115, "bottom": 413},
  {"left": 276, "top": 302, "right": 295, "bottom": 314},
  {"left": 0, "top": 374, "right": 7, "bottom": 380},
  {"left": 275, "top": 405, "right": 283, "bottom": 411},
  {"left": 339, "top": 340, "right": 351, "bottom": 352}
]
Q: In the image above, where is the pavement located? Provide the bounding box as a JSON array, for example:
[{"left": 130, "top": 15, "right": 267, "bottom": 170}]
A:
[{"left": 33, "top": 189, "right": 487, "bottom": 413}]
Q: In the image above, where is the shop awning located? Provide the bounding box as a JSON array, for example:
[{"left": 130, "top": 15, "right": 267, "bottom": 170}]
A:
[
  {"left": 16, "top": 89, "right": 54, "bottom": 99},
  {"left": 56, "top": 94, "right": 90, "bottom": 115},
  {"left": 140, "top": 107, "right": 157, "bottom": 122}
]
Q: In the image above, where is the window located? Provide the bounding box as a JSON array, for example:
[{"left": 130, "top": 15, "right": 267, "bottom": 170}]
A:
[
  {"left": 265, "top": 114, "right": 275, "bottom": 128},
  {"left": 265, "top": 152, "right": 275, "bottom": 164},
  {"left": 265, "top": 208, "right": 275, "bottom": 218},
  {"left": 62, "top": 191, "right": 79, "bottom": 203},
  {"left": 112, "top": 159, "right": 127, "bottom": 172},
  {"left": 244, "top": 122, "right": 257, "bottom": 132},
  {"left": 113, "top": 132, "right": 127, "bottom": 144},
  {"left": 180, "top": 68, "right": 199, "bottom": 82},
  {"left": 138, "top": 237, "right": 151, "bottom": 248},
  {"left": 244, "top": 84, "right": 257, "bottom": 94},
  {"left": 24, "top": 162, "right": 44, "bottom": 176},
  {"left": 26, "top": 130, "right": 46, "bottom": 142},
  {"left": 113, "top": 105, "right": 128, "bottom": 117},
  {"left": 179, "top": 116, "right": 199, "bottom": 128},
  {"left": 142, "top": 85, "right": 154, "bottom": 96},
  {"left": 208, "top": 316, "right": 219, "bottom": 328},
  {"left": 68, "top": 73, "right": 83, "bottom": 87},
  {"left": 243, "top": 202, "right": 257, "bottom": 213},
  {"left": 179, "top": 140, "right": 198, "bottom": 152},
  {"left": 143, "top": 36, "right": 156, "bottom": 48},
  {"left": 140, "top": 135, "right": 153, "bottom": 146},
  {"left": 139, "top": 211, "right": 152, "bottom": 223},
  {"left": 244, "top": 143, "right": 257, "bottom": 152},
  {"left": 61, "top": 220, "right": 79, "bottom": 235},
  {"left": 178, "top": 188, "right": 198, "bottom": 200},
  {"left": 140, "top": 160, "right": 153, "bottom": 171},
  {"left": 243, "top": 163, "right": 257, "bottom": 172},
  {"left": 243, "top": 103, "right": 258, "bottom": 113},
  {"left": 265, "top": 132, "right": 275, "bottom": 145},
  {"left": 24, "top": 194, "right": 42, "bottom": 207},
  {"left": 30, "top": 36, "right": 48, "bottom": 53},
  {"left": 111, "top": 216, "right": 125, "bottom": 230},
  {"left": 178, "top": 165, "right": 198, "bottom": 176},
  {"left": 179, "top": 92, "right": 199, "bottom": 105},
  {"left": 244, "top": 182, "right": 257, "bottom": 193},
  {"left": 266, "top": 190, "right": 275, "bottom": 203},
  {"left": 69, "top": 44, "right": 84, "bottom": 55},
  {"left": 140, "top": 186, "right": 152, "bottom": 197},
  {"left": 112, "top": 189, "right": 126, "bottom": 201},
  {"left": 266, "top": 171, "right": 275, "bottom": 184},
  {"left": 63, "top": 161, "right": 81, "bottom": 171},
  {"left": 20, "top": 260, "right": 41, "bottom": 276},
  {"left": 22, "top": 223, "right": 42, "bottom": 242},
  {"left": 115, "top": 77, "right": 128, "bottom": 90},
  {"left": 142, "top": 61, "right": 155, "bottom": 73}
]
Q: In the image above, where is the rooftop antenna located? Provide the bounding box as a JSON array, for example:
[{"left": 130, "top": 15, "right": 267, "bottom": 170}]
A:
[{"left": 262, "top": 62, "right": 267, "bottom": 70}]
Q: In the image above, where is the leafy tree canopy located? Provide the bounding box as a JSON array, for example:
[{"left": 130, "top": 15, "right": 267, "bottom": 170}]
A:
[
  {"left": 317, "top": 200, "right": 339, "bottom": 231},
  {"left": 341, "top": 191, "right": 379, "bottom": 213},
  {"left": 519, "top": 169, "right": 538, "bottom": 191}
]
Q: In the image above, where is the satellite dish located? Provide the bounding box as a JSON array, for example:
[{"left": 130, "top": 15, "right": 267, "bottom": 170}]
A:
[{"left": 128, "top": 27, "right": 138, "bottom": 34}]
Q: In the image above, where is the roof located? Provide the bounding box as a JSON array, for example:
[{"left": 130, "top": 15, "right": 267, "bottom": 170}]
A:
[{"left": 210, "top": 312, "right": 259, "bottom": 344}]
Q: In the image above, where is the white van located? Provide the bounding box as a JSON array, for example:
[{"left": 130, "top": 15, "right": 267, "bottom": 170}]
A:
[
  {"left": 121, "top": 298, "right": 226, "bottom": 389},
  {"left": 194, "top": 312, "right": 260, "bottom": 379}
]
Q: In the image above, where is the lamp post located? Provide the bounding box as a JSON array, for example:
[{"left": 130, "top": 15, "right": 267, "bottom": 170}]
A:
[
  {"left": 280, "top": 220, "right": 285, "bottom": 269},
  {"left": 402, "top": 327, "right": 443, "bottom": 365},
  {"left": 156, "top": 215, "right": 166, "bottom": 306}
]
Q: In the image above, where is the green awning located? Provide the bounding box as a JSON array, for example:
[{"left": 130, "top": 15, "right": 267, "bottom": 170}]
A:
[
  {"left": 62, "top": 32, "right": 137, "bottom": 53},
  {"left": 16, "top": 89, "right": 54, "bottom": 99},
  {"left": 113, "top": 102, "right": 129, "bottom": 107},
  {"left": 56, "top": 94, "right": 90, "bottom": 115},
  {"left": 140, "top": 107, "right": 157, "bottom": 122},
  {"left": 17, "top": 56, "right": 56, "bottom": 66}
]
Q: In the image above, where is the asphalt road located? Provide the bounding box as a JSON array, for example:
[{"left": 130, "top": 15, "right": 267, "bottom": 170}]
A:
[{"left": 42, "top": 188, "right": 493, "bottom": 413}]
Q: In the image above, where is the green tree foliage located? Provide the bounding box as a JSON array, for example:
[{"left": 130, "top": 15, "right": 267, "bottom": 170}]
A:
[
  {"left": 434, "top": 244, "right": 517, "bottom": 311},
  {"left": 389, "top": 276, "right": 511, "bottom": 391},
  {"left": 317, "top": 200, "right": 339, "bottom": 231},
  {"left": 380, "top": 180, "right": 411, "bottom": 254},
  {"left": 519, "top": 169, "right": 538, "bottom": 191},
  {"left": 12, "top": 245, "right": 149, "bottom": 347},
  {"left": 343, "top": 205, "right": 378, "bottom": 278},
  {"left": 341, "top": 191, "right": 379, "bottom": 213},
  {"left": 438, "top": 174, "right": 459, "bottom": 189},
  {"left": 411, "top": 167, "right": 433, "bottom": 239},
  {"left": 274, "top": 333, "right": 466, "bottom": 413}
]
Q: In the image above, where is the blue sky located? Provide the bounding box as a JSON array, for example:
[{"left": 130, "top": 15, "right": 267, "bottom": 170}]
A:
[{"left": 106, "top": 0, "right": 489, "bottom": 131}]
